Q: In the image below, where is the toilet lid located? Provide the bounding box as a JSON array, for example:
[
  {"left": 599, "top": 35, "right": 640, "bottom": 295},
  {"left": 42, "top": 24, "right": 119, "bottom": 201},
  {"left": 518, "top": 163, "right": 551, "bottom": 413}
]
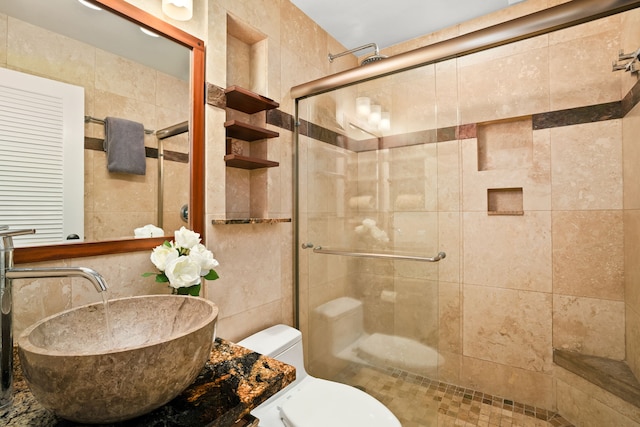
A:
[{"left": 279, "top": 379, "right": 400, "bottom": 427}]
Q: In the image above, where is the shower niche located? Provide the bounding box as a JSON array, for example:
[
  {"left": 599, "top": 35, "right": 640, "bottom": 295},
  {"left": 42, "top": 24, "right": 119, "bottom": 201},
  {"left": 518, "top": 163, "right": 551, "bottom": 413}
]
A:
[{"left": 220, "top": 14, "right": 284, "bottom": 221}]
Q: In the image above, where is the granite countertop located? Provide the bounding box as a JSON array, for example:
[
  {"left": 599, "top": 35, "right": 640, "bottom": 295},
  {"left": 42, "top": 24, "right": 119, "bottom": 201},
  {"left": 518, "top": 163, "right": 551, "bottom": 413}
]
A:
[{"left": 1, "top": 338, "right": 296, "bottom": 427}]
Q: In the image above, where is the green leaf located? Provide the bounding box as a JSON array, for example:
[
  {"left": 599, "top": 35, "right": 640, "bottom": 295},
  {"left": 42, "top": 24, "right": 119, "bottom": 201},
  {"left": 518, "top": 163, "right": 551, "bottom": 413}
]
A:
[
  {"left": 155, "top": 273, "right": 169, "bottom": 283},
  {"left": 141, "top": 272, "right": 155, "bottom": 277},
  {"left": 162, "top": 240, "right": 172, "bottom": 248},
  {"left": 187, "top": 284, "right": 201, "bottom": 296},
  {"left": 175, "top": 284, "right": 200, "bottom": 296},
  {"left": 203, "top": 270, "right": 219, "bottom": 281}
]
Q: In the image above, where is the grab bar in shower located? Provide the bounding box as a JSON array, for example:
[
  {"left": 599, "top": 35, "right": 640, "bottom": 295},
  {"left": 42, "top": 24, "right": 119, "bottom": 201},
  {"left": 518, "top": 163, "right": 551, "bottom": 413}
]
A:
[{"left": 311, "top": 246, "right": 446, "bottom": 263}]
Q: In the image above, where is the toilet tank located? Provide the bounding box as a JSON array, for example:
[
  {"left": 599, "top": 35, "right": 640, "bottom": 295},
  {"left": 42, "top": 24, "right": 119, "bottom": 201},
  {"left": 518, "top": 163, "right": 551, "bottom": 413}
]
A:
[
  {"left": 237, "top": 324, "right": 308, "bottom": 378},
  {"left": 314, "top": 297, "right": 363, "bottom": 355}
]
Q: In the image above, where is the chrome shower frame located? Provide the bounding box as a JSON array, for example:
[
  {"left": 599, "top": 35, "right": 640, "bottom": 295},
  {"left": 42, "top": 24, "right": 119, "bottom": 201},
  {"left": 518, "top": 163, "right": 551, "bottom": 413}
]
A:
[
  {"left": 292, "top": 0, "right": 640, "bottom": 328},
  {"left": 296, "top": 0, "right": 640, "bottom": 99}
]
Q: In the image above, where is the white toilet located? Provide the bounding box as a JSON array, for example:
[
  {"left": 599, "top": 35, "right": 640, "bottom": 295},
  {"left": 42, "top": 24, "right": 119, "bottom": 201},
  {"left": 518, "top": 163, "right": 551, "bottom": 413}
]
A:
[{"left": 237, "top": 324, "right": 401, "bottom": 427}]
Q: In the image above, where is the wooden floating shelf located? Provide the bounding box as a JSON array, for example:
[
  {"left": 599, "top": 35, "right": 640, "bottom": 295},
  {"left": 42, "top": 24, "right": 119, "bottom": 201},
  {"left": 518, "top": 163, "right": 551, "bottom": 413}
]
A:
[
  {"left": 224, "top": 154, "right": 279, "bottom": 170},
  {"left": 225, "top": 120, "right": 279, "bottom": 141},
  {"left": 225, "top": 86, "right": 280, "bottom": 114}
]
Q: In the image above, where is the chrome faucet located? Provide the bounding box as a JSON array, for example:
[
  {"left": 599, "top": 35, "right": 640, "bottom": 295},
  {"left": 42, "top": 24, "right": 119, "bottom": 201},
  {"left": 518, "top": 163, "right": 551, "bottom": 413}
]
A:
[{"left": 0, "top": 226, "right": 108, "bottom": 408}]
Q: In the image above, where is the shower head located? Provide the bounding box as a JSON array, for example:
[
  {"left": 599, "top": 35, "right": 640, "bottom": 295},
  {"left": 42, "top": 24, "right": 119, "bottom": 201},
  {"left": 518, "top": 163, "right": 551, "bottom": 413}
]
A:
[
  {"left": 360, "top": 53, "right": 388, "bottom": 66},
  {"left": 328, "top": 43, "right": 387, "bottom": 66}
]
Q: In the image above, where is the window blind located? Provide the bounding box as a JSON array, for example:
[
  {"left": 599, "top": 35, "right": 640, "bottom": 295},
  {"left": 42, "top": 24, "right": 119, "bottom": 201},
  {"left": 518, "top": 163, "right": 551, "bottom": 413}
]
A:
[{"left": 0, "top": 68, "right": 84, "bottom": 247}]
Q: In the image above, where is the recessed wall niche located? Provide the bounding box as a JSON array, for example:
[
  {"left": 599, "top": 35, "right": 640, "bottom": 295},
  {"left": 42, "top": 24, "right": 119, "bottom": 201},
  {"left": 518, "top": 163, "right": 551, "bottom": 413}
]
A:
[
  {"left": 488, "top": 188, "right": 524, "bottom": 215},
  {"left": 225, "top": 15, "right": 277, "bottom": 219},
  {"left": 477, "top": 117, "right": 533, "bottom": 171}
]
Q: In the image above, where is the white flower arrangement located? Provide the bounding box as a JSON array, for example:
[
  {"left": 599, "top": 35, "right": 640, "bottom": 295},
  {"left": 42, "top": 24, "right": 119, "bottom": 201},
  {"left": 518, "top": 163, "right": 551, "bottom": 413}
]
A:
[
  {"left": 143, "top": 227, "right": 219, "bottom": 296},
  {"left": 355, "top": 218, "right": 389, "bottom": 243}
]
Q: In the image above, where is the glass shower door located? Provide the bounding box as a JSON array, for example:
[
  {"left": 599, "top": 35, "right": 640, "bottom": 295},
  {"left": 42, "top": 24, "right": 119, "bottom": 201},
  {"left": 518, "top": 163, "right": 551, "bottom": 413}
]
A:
[{"left": 296, "top": 65, "right": 445, "bottom": 425}]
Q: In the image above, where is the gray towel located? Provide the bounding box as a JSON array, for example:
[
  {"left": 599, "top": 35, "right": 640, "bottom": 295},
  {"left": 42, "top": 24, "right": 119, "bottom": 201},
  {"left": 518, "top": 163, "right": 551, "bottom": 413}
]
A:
[{"left": 104, "top": 117, "right": 146, "bottom": 175}]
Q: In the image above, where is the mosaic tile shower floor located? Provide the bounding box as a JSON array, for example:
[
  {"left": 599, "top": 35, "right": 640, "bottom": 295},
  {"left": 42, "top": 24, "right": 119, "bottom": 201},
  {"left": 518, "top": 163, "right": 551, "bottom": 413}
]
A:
[{"left": 334, "top": 364, "right": 574, "bottom": 427}]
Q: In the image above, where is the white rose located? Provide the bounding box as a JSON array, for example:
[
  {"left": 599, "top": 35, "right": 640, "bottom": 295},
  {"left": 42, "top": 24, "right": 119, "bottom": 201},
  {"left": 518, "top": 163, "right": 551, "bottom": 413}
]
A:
[
  {"left": 150, "top": 244, "right": 179, "bottom": 271},
  {"left": 189, "top": 244, "right": 219, "bottom": 274},
  {"left": 362, "top": 218, "right": 376, "bottom": 228},
  {"left": 371, "top": 228, "right": 389, "bottom": 242},
  {"left": 174, "top": 226, "right": 201, "bottom": 249},
  {"left": 165, "top": 256, "right": 201, "bottom": 289}
]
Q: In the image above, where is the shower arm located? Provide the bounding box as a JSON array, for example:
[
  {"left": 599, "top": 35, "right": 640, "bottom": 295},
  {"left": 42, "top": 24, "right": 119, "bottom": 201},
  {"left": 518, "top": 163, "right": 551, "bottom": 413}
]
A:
[{"left": 328, "top": 43, "right": 380, "bottom": 62}]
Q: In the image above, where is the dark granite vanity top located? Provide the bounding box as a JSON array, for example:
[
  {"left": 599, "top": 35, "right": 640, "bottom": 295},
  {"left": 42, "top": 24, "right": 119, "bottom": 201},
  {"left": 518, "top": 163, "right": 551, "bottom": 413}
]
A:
[{"left": 1, "top": 338, "right": 295, "bottom": 427}]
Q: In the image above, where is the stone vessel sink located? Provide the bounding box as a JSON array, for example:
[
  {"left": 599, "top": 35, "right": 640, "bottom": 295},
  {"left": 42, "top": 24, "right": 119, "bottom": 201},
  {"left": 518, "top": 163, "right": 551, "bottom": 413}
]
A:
[{"left": 17, "top": 295, "right": 218, "bottom": 424}]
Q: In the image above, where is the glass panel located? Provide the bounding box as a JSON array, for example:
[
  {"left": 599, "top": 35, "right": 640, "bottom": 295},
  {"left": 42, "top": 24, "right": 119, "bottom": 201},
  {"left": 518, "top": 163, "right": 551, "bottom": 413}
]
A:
[{"left": 297, "top": 63, "right": 443, "bottom": 425}]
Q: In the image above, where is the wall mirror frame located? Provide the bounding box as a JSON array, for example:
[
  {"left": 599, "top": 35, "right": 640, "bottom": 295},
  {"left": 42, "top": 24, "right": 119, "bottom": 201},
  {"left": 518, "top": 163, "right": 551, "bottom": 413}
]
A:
[{"left": 14, "top": 0, "right": 205, "bottom": 264}]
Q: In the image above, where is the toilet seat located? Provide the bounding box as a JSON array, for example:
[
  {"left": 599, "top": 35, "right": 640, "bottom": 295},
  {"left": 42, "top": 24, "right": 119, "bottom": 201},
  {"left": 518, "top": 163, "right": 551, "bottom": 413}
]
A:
[{"left": 279, "top": 378, "right": 400, "bottom": 427}]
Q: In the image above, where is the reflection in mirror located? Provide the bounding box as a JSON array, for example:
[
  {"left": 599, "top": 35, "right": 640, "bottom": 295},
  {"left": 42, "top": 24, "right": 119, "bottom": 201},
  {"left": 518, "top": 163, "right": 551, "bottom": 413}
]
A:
[
  {"left": 0, "top": 0, "right": 206, "bottom": 263},
  {"left": 0, "top": 0, "right": 191, "bottom": 247}
]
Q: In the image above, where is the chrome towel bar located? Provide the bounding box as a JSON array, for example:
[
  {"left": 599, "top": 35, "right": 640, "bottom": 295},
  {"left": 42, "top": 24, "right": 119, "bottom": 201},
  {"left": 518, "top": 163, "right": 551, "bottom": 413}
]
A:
[{"left": 311, "top": 246, "right": 446, "bottom": 263}]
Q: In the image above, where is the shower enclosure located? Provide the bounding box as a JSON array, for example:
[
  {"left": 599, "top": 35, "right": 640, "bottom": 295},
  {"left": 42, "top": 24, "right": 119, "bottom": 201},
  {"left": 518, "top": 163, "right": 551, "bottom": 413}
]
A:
[
  {"left": 296, "top": 63, "right": 450, "bottom": 424},
  {"left": 294, "top": 1, "right": 640, "bottom": 425}
]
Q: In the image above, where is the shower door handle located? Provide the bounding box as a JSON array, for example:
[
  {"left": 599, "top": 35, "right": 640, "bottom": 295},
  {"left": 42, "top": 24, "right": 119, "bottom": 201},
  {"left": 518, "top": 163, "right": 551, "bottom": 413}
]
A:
[{"left": 312, "top": 246, "right": 446, "bottom": 262}]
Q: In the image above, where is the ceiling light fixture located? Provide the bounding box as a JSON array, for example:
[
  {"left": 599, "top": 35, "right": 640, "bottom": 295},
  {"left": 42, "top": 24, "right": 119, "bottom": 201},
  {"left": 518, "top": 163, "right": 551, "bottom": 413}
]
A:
[
  {"left": 78, "top": 0, "right": 102, "bottom": 11},
  {"left": 162, "top": 0, "right": 193, "bottom": 21}
]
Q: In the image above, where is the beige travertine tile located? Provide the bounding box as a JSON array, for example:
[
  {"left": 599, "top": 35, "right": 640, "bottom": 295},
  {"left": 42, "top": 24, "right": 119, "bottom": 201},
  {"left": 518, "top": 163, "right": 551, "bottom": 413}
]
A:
[
  {"left": 553, "top": 294, "right": 625, "bottom": 359},
  {"left": 225, "top": 167, "right": 251, "bottom": 218},
  {"left": 227, "top": 34, "right": 252, "bottom": 88},
  {"left": 92, "top": 154, "right": 157, "bottom": 213},
  {"left": 13, "top": 260, "right": 71, "bottom": 338},
  {"left": 216, "top": 299, "right": 284, "bottom": 343},
  {"left": 95, "top": 49, "right": 156, "bottom": 104},
  {"left": 278, "top": 130, "right": 294, "bottom": 217},
  {"left": 556, "top": 372, "right": 640, "bottom": 427},
  {"left": 204, "top": 106, "right": 228, "bottom": 219},
  {"left": 7, "top": 18, "right": 96, "bottom": 89},
  {"left": 549, "top": 26, "right": 621, "bottom": 111},
  {"left": 463, "top": 212, "right": 552, "bottom": 292},
  {"left": 220, "top": 0, "right": 281, "bottom": 44},
  {"left": 620, "top": 8, "right": 640, "bottom": 96},
  {"left": 463, "top": 284, "right": 553, "bottom": 373},
  {"left": 0, "top": 13, "right": 7, "bottom": 66},
  {"left": 391, "top": 67, "right": 437, "bottom": 135},
  {"left": 626, "top": 306, "right": 640, "bottom": 380},
  {"left": 394, "top": 277, "right": 439, "bottom": 346},
  {"left": 438, "top": 140, "right": 461, "bottom": 212},
  {"left": 435, "top": 59, "right": 459, "bottom": 128},
  {"left": 280, "top": 0, "right": 326, "bottom": 70},
  {"left": 93, "top": 89, "right": 157, "bottom": 133},
  {"left": 155, "top": 71, "right": 189, "bottom": 112},
  {"left": 265, "top": 135, "right": 283, "bottom": 215},
  {"left": 624, "top": 210, "right": 640, "bottom": 333},
  {"left": 623, "top": 103, "right": 640, "bottom": 210},
  {"left": 550, "top": 120, "right": 623, "bottom": 210},
  {"left": 549, "top": 12, "right": 620, "bottom": 45},
  {"left": 557, "top": 365, "right": 640, "bottom": 422},
  {"left": 552, "top": 210, "right": 623, "bottom": 300},
  {"left": 439, "top": 281, "right": 461, "bottom": 354},
  {"left": 208, "top": 224, "right": 283, "bottom": 318},
  {"left": 460, "top": 355, "right": 555, "bottom": 410},
  {"left": 457, "top": 43, "right": 550, "bottom": 124},
  {"left": 438, "top": 211, "right": 461, "bottom": 284}
]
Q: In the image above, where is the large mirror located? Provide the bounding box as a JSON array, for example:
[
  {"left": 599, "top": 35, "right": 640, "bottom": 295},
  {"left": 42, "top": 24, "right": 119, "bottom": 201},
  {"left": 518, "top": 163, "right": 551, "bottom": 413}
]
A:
[{"left": 0, "top": 0, "right": 205, "bottom": 263}]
